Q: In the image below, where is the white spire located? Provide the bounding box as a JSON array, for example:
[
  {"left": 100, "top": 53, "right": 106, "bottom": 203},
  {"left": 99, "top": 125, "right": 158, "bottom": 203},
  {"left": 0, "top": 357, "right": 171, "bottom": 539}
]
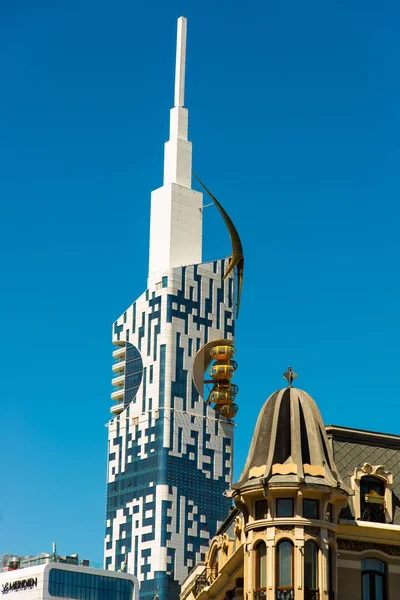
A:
[
  {"left": 163, "top": 16, "right": 190, "bottom": 186},
  {"left": 174, "top": 17, "right": 186, "bottom": 108},
  {"left": 148, "top": 17, "right": 203, "bottom": 285}
]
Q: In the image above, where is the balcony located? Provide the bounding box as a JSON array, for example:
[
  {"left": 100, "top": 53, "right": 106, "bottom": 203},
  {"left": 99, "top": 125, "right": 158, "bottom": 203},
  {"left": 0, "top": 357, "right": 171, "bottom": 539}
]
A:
[
  {"left": 111, "top": 374, "right": 125, "bottom": 387},
  {"left": 254, "top": 592, "right": 266, "bottom": 600},
  {"left": 111, "top": 388, "right": 124, "bottom": 402},
  {"left": 112, "top": 346, "right": 126, "bottom": 361},
  {"left": 112, "top": 360, "right": 126, "bottom": 374},
  {"left": 110, "top": 403, "right": 124, "bottom": 416},
  {"left": 194, "top": 568, "right": 217, "bottom": 597}
]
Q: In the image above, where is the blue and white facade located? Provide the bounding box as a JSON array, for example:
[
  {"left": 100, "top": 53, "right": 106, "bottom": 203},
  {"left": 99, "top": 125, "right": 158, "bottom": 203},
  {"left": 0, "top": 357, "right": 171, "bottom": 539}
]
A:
[{"left": 104, "top": 17, "right": 237, "bottom": 600}]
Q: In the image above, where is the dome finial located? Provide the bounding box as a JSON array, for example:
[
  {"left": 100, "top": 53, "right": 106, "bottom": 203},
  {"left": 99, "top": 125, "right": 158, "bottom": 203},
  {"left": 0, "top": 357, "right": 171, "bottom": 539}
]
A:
[{"left": 283, "top": 366, "right": 297, "bottom": 387}]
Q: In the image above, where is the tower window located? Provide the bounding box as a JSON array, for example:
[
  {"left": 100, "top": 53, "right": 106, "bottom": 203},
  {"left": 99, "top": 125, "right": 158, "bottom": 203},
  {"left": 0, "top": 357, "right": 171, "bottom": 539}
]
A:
[
  {"left": 362, "top": 558, "right": 386, "bottom": 600},
  {"left": 303, "top": 499, "right": 319, "bottom": 520},
  {"left": 254, "top": 541, "right": 266, "bottom": 592},
  {"left": 304, "top": 540, "right": 319, "bottom": 597},
  {"left": 276, "top": 498, "right": 294, "bottom": 518},
  {"left": 255, "top": 500, "right": 268, "bottom": 520},
  {"left": 276, "top": 540, "right": 293, "bottom": 599}
]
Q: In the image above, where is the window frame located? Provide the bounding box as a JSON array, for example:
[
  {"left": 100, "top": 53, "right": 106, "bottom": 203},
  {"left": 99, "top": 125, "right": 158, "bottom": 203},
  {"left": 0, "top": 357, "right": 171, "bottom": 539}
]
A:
[
  {"left": 304, "top": 540, "right": 319, "bottom": 595},
  {"left": 276, "top": 539, "right": 294, "bottom": 598},
  {"left": 360, "top": 476, "right": 386, "bottom": 524},
  {"left": 351, "top": 464, "right": 393, "bottom": 523},
  {"left": 255, "top": 499, "right": 269, "bottom": 521},
  {"left": 303, "top": 498, "right": 320, "bottom": 520}
]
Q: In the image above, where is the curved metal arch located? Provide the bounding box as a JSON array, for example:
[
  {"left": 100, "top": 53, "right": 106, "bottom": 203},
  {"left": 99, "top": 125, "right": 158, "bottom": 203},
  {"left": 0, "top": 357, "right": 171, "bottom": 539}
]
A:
[{"left": 194, "top": 175, "right": 244, "bottom": 316}]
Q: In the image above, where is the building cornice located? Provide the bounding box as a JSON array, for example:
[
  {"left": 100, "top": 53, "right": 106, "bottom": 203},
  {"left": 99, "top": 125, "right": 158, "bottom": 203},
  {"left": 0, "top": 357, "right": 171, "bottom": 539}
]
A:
[{"left": 326, "top": 425, "right": 400, "bottom": 448}]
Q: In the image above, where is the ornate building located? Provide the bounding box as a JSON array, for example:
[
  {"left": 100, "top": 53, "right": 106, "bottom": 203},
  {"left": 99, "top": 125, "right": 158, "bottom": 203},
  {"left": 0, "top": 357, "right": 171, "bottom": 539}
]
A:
[{"left": 181, "top": 374, "right": 400, "bottom": 600}]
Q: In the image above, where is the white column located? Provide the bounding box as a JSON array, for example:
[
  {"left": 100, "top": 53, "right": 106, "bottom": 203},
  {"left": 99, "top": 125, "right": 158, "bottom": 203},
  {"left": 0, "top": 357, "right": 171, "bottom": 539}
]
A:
[{"left": 266, "top": 528, "right": 275, "bottom": 600}]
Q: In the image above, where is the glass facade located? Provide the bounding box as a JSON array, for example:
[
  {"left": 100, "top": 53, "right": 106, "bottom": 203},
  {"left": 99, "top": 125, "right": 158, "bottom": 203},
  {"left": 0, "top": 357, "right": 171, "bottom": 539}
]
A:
[
  {"left": 124, "top": 343, "right": 143, "bottom": 408},
  {"left": 48, "top": 569, "right": 134, "bottom": 600}
]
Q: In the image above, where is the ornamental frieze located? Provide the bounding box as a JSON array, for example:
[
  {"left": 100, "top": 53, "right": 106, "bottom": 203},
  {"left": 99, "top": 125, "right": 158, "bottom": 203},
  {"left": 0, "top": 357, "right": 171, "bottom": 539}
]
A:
[{"left": 338, "top": 539, "right": 400, "bottom": 556}]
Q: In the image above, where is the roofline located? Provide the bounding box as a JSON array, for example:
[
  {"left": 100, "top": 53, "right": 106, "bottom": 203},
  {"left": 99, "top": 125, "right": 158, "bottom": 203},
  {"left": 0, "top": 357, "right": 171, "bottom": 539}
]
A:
[
  {"left": 326, "top": 424, "right": 400, "bottom": 447},
  {"left": 215, "top": 506, "right": 239, "bottom": 536},
  {"left": 0, "top": 562, "right": 138, "bottom": 582}
]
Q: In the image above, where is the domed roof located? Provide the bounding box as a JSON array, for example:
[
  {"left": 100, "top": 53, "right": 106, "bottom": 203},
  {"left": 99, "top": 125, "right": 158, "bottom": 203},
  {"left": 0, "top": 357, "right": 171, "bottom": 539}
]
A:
[{"left": 234, "top": 385, "right": 347, "bottom": 490}]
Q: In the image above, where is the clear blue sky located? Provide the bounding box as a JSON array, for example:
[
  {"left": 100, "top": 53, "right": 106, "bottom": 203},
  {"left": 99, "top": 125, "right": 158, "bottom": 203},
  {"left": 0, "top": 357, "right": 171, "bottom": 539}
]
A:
[{"left": 1, "top": 0, "right": 399, "bottom": 566}]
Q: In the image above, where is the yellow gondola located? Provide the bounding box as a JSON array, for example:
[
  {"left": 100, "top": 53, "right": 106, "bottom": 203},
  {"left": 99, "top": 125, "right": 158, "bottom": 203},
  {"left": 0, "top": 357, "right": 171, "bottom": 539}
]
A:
[
  {"left": 210, "top": 345, "right": 236, "bottom": 361},
  {"left": 209, "top": 390, "right": 234, "bottom": 405},
  {"left": 216, "top": 403, "right": 238, "bottom": 419},
  {"left": 209, "top": 364, "right": 235, "bottom": 380}
]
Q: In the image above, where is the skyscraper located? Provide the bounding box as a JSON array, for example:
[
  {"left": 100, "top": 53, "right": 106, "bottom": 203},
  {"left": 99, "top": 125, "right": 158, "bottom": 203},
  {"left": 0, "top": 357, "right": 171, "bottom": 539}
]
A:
[{"left": 104, "top": 17, "right": 242, "bottom": 600}]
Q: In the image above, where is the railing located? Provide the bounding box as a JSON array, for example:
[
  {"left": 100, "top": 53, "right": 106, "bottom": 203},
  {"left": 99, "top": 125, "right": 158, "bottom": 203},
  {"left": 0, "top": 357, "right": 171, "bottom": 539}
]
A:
[
  {"left": 276, "top": 592, "right": 294, "bottom": 600},
  {"left": 304, "top": 591, "right": 320, "bottom": 600},
  {"left": 254, "top": 591, "right": 266, "bottom": 600},
  {"left": 194, "top": 568, "right": 217, "bottom": 597}
]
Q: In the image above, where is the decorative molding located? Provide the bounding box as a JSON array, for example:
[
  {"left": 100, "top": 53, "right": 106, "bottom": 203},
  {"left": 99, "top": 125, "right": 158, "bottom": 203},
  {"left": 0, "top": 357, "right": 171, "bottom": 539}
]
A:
[
  {"left": 338, "top": 539, "right": 400, "bottom": 557},
  {"left": 248, "top": 465, "right": 266, "bottom": 479},
  {"left": 304, "top": 464, "right": 325, "bottom": 477},
  {"left": 217, "top": 533, "right": 229, "bottom": 554},
  {"left": 234, "top": 517, "right": 243, "bottom": 540},
  {"left": 276, "top": 526, "right": 294, "bottom": 532},
  {"left": 355, "top": 463, "right": 393, "bottom": 484},
  {"left": 304, "top": 526, "right": 320, "bottom": 537},
  {"left": 272, "top": 463, "right": 297, "bottom": 476}
]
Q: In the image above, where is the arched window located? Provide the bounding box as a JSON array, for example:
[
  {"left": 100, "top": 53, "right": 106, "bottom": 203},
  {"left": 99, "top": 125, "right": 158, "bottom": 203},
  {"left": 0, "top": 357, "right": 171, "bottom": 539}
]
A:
[
  {"left": 362, "top": 558, "right": 386, "bottom": 600},
  {"left": 360, "top": 477, "right": 385, "bottom": 523},
  {"left": 254, "top": 541, "right": 267, "bottom": 594},
  {"left": 276, "top": 540, "right": 293, "bottom": 599},
  {"left": 304, "top": 541, "right": 318, "bottom": 598},
  {"left": 209, "top": 549, "right": 219, "bottom": 580}
]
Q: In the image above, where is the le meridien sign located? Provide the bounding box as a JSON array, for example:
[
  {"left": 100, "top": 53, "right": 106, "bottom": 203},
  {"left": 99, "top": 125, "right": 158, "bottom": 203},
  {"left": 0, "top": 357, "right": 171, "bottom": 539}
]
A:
[{"left": 2, "top": 579, "right": 38, "bottom": 595}]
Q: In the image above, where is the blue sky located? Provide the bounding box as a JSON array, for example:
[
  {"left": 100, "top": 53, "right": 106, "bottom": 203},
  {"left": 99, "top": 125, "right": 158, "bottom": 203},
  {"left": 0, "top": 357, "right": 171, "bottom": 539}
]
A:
[{"left": 1, "top": 0, "right": 400, "bottom": 565}]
